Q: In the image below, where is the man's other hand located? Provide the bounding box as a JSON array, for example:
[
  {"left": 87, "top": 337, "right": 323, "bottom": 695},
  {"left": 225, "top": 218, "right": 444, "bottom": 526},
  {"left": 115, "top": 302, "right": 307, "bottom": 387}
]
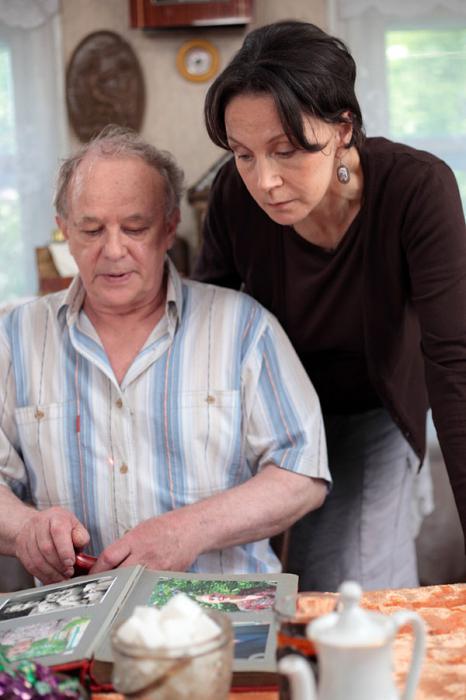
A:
[
  {"left": 15, "top": 507, "right": 90, "bottom": 584},
  {"left": 91, "top": 512, "right": 198, "bottom": 574}
]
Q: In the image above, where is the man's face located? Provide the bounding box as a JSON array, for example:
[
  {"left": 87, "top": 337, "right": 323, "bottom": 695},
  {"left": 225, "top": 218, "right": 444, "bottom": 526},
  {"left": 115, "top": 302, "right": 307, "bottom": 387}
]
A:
[{"left": 57, "top": 155, "right": 178, "bottom": 317}]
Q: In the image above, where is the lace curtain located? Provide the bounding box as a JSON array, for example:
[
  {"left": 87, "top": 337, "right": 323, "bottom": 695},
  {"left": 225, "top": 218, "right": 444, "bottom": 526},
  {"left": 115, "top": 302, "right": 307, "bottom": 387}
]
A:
[{"left": 0, "top": 0, "right": 67, "bottom": 300}]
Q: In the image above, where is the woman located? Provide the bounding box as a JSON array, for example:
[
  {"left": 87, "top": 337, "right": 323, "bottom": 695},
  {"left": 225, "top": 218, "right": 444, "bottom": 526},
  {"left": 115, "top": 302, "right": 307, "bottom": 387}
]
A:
[{"left": 193, "top": 20, "right": 466, "bottom": 591}]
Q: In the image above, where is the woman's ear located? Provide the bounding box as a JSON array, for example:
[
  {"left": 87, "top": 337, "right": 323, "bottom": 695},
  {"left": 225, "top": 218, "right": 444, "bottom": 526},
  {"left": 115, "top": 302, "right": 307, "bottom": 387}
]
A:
[{"left": 339, "top": 110, "right": 354, "bottom": 147}]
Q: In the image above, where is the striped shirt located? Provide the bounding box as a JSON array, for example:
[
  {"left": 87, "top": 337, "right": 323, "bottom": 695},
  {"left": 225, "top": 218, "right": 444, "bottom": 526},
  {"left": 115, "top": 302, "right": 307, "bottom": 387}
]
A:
[{"left": 0, "top": 260, "right": 329, "bottom": 573}]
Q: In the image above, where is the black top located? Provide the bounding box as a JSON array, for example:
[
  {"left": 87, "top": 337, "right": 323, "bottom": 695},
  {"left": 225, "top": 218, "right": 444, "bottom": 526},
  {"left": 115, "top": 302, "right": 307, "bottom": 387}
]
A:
[{"left": 193, "top": 137, "right": 466, "bottom": 541}]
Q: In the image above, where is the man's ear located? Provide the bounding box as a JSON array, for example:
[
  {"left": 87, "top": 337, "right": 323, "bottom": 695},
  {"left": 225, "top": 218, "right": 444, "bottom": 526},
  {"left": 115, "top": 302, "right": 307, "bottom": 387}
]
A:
[
  {"left": 166, "top": 208, "right": 180, "bottom": 250},
  {"left": 55, "top": 216, "right": 69, "bottom": 241}
]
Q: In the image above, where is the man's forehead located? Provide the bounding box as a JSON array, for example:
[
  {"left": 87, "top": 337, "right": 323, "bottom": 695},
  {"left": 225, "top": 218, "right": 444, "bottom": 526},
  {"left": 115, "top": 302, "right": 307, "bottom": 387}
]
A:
[{"left": 68, "top": 153, "right": 164, "bottom": 208}]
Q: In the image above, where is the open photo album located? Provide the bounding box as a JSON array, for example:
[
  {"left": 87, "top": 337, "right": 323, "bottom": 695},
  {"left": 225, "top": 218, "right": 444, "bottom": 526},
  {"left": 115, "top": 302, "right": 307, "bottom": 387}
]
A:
[{"left": 0, "top": 566, "right": 298, "bottom": 688}]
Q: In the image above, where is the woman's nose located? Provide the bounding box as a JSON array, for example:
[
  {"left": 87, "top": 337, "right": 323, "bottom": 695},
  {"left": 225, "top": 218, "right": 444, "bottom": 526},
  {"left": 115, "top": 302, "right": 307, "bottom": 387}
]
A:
[{"left": 255, "top": 158, "right": 282, "bottom": 191}]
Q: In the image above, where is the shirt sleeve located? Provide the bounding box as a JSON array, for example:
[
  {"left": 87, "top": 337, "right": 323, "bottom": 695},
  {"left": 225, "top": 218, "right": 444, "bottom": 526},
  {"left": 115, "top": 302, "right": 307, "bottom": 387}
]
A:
[
  {"left": 241, "top": 309, "right": 331, "bottom": 484},
  {"left": 403, "top": 159, "right": 466, "bottom": 537}
]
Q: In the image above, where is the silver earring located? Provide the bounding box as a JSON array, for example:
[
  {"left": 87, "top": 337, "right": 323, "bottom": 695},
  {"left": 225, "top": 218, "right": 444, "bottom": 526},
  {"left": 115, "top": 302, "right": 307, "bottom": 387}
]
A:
[{"left": 337, "top": 161, "right": 350, "bottom": 184}]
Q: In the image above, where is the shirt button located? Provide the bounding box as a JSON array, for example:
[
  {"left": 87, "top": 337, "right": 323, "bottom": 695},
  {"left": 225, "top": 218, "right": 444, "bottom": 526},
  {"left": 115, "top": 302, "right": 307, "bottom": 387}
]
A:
[
  {"left": 120, "top": 464, "right": 128, "bottom": 474},
  {"left": 115, "top": 398, "right": 123, "bottom": 409},
  {"left": 206, "top": 395, "right": 216, "bottom": 404}
]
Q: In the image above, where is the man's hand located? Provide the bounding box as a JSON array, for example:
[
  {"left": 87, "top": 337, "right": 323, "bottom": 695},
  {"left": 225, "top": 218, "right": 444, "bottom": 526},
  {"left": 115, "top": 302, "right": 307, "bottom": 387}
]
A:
[
  {"left": 91, "top": 511, "right": 199, "bottom": 574},
  {"left": 15, "top": 507, "right": 90, "bottom": 584},
  {"left": 91, "top": 466, "right": 328, "bottom": 575}
]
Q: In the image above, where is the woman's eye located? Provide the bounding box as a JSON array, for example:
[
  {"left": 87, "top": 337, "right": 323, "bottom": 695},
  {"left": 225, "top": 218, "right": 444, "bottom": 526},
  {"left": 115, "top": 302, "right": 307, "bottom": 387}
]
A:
[
  {"left": 235, "top": 153, "right": 252, "bottom": 162},
  {"left": 276, "top": 149, "right": 296, "bottom": 158}
]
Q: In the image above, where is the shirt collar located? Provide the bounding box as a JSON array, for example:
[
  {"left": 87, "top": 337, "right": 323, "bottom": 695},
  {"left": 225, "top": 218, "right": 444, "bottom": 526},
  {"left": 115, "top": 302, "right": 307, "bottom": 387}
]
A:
[{"left": 57, "top": 256, "right": 184, "bottom": 331}]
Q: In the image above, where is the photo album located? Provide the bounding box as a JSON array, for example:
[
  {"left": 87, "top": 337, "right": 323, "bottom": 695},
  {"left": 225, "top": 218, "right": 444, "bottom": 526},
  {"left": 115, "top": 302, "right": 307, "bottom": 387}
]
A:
[{"left": 0, "top": 566, "right": 298, "bottom": 688}]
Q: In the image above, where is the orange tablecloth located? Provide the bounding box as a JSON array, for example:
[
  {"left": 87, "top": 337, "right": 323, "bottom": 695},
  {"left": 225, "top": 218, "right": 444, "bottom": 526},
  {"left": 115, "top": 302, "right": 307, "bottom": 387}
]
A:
[
  {"left": 94, "top": 583, "right": 465, "bottom": 700},
  {"left": 230, "top": 583, "right": 466, "bottom": 700},
  {"left": 361, "top": 583, "right": 465, "bottom": 699}
]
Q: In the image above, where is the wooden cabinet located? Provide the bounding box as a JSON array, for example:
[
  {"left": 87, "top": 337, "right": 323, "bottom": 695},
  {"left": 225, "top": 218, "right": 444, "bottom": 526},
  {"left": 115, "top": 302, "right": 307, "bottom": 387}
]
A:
[{"left": 130, "top": 0, "right": 253, "bottom": 29}]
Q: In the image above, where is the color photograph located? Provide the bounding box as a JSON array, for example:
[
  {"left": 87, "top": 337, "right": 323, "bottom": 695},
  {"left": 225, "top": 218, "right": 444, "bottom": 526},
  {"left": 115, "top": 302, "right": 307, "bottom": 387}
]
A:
[
  {"left": 149, "top": 577, "right": 278, "bottom": 612},
  {"left": 0, "top": 616, "right": 90, "bottom": 662},
  {"left": 233, "top": 622, "right": 270, "bottom": 660}
]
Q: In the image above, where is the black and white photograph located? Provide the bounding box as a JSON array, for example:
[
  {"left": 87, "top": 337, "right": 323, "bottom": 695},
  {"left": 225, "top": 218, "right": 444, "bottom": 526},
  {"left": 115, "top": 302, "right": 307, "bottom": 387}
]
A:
[{"left": 0, "top": 576, "right": 115, "bottom": 621}]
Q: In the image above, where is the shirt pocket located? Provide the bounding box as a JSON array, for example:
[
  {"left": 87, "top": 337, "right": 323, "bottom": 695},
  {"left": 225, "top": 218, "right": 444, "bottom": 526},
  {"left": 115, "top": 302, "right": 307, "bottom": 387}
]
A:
[
  {"left": 172, "top": 389, "right": 243, "bottom": 500},
  {"left": 14, "top": 401, "right": 76, "bottom": 509}
]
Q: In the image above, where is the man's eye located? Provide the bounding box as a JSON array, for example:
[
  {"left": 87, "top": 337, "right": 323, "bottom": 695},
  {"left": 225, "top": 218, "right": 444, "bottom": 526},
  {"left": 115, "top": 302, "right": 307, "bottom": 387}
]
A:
[
  {"left": 124, "top": 227, "right": 146, "bottom": 235},
  {"left": 82, "top": 229, "right": 101, "bottom": 235}
]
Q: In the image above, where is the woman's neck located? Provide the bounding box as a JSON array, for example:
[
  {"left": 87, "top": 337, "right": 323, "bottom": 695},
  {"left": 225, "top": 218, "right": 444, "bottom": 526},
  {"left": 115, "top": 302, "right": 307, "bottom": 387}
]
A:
[{"left": 293, "top": 147, "right": 364, "bottom": 250}]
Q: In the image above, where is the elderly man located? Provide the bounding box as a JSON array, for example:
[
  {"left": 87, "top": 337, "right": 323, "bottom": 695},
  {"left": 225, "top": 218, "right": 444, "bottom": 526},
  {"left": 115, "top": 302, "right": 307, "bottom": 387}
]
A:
[{"left": 0, "top": 128, "right": 330, "bottom": 584}]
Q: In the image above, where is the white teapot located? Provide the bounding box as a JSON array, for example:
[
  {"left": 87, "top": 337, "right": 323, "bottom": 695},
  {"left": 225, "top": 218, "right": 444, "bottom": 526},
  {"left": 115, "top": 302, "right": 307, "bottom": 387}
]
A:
[{"left": 278, "top": 581, "right": 426, "bottom": 700}]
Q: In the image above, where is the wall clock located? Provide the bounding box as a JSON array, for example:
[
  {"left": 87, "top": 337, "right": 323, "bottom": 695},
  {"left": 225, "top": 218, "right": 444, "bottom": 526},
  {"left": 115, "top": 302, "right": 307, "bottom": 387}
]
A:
[{"left": 176, "top": 39, "right": 220, "bottom": 83}]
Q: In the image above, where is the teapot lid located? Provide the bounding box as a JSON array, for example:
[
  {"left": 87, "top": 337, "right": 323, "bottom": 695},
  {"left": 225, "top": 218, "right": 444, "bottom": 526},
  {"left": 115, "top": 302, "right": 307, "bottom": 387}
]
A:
[{"left": 308, "top": 581, "right": 389, "bottom": 647}]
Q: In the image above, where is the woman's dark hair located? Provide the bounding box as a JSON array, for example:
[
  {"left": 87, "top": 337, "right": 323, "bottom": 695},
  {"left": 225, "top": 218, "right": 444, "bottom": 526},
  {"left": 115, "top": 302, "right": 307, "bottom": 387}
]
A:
[{"left": 205, "top": 20, "right": 365, "bottom": 152}]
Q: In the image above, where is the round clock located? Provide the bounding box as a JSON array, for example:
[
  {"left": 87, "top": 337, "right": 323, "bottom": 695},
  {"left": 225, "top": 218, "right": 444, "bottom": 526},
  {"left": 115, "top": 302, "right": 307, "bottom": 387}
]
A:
[{"left": 176, "top": 39, "right": 220, "bottom": 83}]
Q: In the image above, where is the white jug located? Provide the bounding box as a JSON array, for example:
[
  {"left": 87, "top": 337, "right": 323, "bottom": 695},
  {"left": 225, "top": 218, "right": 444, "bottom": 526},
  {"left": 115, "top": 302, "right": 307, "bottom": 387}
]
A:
[{"left": 278, "top": 581, "right": 426, "bottom": 700}]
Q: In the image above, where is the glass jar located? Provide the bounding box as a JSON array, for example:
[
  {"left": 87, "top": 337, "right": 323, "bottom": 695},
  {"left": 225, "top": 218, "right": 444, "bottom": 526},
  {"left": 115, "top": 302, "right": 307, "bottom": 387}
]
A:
[
  {"left": 111, "top": 609, "right": 234, "bottom": 700},
  {"left": 274, "top": 592, "right": 339, "bottom": 700}
]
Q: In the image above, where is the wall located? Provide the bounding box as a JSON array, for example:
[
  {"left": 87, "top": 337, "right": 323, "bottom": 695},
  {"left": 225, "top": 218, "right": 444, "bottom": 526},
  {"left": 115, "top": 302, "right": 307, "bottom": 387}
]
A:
[{"left": 60, "top": 0, "right": 327, "bottom": 255}]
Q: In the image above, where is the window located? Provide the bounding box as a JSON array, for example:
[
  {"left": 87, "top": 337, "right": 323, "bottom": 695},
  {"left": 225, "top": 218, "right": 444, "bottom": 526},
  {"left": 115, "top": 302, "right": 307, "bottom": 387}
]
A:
[
  {"left": 333, "top": 1, "right": 466, "bottom": 211},
  {"left": 0, "top": 2, "right": 67, "bottom": 301},
  {"left": 0, "top": 43, "right": 23, "bottom": 299},
  {"left": 386, "top": 26, "right": 466, "bottom": 207}
]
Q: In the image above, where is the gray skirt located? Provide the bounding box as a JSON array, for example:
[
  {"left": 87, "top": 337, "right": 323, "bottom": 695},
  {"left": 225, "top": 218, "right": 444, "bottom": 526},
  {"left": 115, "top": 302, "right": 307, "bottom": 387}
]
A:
[{"left": 287, "top": 408, "right": 428, "bottom": 592}]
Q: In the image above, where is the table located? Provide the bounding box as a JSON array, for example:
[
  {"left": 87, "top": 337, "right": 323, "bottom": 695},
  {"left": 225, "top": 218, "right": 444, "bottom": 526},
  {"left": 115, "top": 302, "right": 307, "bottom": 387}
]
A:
[
  {"left": 360, "top": 583, "right": 465, "bottom": 700},
  {"left": 94, "top": 583, "right": 465, "bottom": 700},
  {"left": 227, "top": 583, "right": 466, "bottom": 699}
]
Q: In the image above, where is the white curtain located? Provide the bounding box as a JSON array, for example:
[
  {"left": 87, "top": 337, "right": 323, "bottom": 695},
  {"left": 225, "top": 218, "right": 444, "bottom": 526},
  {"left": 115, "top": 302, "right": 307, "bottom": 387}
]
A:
[
  {"left": 0, "top": 0, "right": 67, "bottom": 300},
  {"left": 337, "top": 0, "right": 466, "bottom": 19},
  {"left": 331, "top": 0, "right": 466, "bottom": 138}
]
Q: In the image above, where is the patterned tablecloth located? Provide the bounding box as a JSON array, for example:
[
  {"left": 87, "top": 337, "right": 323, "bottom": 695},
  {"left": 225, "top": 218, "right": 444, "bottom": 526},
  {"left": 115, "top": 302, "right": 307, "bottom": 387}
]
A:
[
  {"left": 94, "top": 583, "right": 465, "bottom": 700},
  {"left": 360, "top": 583, "right": 465, "bottom": 700}
]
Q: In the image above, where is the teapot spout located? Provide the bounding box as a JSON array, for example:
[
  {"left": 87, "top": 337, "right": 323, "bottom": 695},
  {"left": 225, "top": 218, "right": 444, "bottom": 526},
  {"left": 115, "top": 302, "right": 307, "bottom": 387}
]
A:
[{"left": 278, "top": 655, "right": 317, "bottom": 700}]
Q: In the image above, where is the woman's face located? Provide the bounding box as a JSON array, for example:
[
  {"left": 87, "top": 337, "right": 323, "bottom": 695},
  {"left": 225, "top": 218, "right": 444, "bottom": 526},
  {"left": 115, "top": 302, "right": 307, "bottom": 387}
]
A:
[{"left": 224, "top": 93, "right": 350, "bottom": 228}]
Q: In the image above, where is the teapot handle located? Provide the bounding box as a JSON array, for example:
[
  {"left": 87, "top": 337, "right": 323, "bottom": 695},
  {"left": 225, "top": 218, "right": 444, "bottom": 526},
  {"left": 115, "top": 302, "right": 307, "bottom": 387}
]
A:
[
  {"left": 278, "top": 655, "right": 317, "bottom": 700},
  {"left": 392, "top": 610, "right": 426, "bottom": 700}
]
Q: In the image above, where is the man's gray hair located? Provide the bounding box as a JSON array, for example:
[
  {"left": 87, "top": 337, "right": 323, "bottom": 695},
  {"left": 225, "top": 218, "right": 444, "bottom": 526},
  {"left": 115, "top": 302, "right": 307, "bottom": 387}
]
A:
[{"left": 54, "top": 125, "right": 184, "bottom": 221}]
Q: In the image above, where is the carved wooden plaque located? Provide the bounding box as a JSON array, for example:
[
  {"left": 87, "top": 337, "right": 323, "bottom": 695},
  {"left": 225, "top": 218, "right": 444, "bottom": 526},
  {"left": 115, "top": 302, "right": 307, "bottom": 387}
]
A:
[{"left": 66, "top": 31, "right": 145, "bottom": 142}]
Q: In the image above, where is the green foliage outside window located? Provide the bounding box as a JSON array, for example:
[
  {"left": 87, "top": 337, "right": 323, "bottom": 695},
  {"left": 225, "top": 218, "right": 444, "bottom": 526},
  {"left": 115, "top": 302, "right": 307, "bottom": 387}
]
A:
[{"left": 386, "top": 28, "right": 466, "bottom": 208}]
